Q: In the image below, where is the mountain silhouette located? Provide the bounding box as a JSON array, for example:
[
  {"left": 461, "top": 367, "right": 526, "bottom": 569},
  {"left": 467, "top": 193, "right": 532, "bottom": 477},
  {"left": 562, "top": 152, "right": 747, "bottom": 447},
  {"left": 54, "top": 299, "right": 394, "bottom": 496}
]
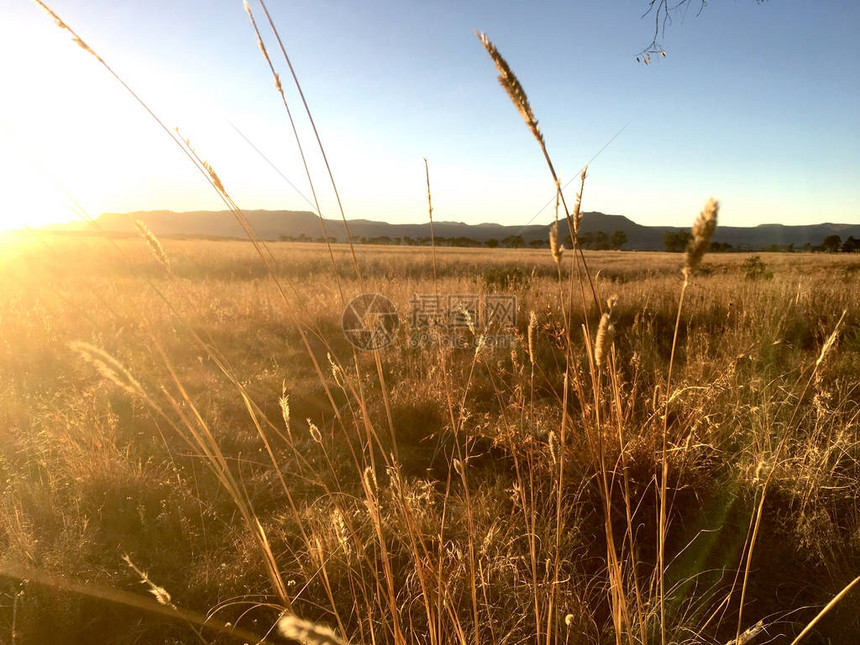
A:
[{"left": 44, "top": 209, "right": 860, "bottom": 251}]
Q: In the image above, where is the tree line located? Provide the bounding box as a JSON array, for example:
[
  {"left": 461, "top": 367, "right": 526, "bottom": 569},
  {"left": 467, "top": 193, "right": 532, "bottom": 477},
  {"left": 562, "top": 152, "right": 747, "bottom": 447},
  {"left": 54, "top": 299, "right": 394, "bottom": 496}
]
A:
[
  {"left": 279, "top": 231, "right": 858, "bottom": 253},
  {"left": 280, "top": 230, "right": 630, "bottom": 249},
  {"left": 663, "top": 231, "right": 860, "bottom": 253}
]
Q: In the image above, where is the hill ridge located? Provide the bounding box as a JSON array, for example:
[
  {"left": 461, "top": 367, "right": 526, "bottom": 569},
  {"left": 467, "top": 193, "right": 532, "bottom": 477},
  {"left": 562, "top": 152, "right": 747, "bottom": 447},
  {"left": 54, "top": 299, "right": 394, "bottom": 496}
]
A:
[{"left": 44, "top": 209, "right": 860, "bottom": 251}]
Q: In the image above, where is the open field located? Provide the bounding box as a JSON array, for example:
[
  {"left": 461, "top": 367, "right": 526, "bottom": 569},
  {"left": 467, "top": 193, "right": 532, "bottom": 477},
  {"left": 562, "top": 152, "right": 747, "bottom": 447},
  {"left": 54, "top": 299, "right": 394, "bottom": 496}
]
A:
[
  {"left": 5, "top": 2, "right": 859, "bottom": 643},
  {"left": 1, "top": 233, "right": 858, "bottom": 643}
]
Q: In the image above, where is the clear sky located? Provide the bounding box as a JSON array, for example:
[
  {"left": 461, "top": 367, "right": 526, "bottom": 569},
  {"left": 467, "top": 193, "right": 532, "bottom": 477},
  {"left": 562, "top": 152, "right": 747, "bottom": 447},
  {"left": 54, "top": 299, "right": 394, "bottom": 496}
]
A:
[{"left": 1, "top": 0, "right": 858, "bottom": 231}]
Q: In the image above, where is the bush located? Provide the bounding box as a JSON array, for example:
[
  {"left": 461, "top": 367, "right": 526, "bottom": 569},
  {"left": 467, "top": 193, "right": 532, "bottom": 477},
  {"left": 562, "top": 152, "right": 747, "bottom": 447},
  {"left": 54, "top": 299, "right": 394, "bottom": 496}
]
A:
[
  {"left": 742, "top": 255, "right": 773, "bottom": 280},
  {"left": 482, "top": 266, "right": 527, "bottom": 289}
]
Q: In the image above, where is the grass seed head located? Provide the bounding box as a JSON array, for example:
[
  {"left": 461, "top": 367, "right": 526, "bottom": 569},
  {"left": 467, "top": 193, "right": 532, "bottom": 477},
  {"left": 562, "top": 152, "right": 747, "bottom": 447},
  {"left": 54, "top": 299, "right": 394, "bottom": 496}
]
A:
[
  {"left": 572, "top": 166, "right": 587, "bottom": 235},
  {"left": 814, "top": 309, "right": 845, "bottom": 370},
  {"left": 594, "top": 312, "right": 616, "bottom": 370},
  {"left": 684, "top": 197, "right": 719, "bottom": 279},
  {"left": 510, "top": 342, "right": 521, "bottom": 374},
  {"left": 133, "top": 218, "right": 171, "bottom": 271},
  {"left": 34, "top": 0, "right": 101, "bottom": 62},
  {"left": 122, "top": 555, "right": 173, "bottom": 607},
  {"left": 548, "top": 430, "right": 558, "bottom": 464},
  {"left": 729, "top": 620, "right": 765, "bottom": 645},
  {"left": 201, "top": 160, "right": 226, "bottom": 194},
  {"left": 550, "top": 222, "right": 564, "bottom": 264},
  {"left": 606, "top": 294, "right": 618, "bottom": 314},
  {"left": 279, "top": 385, "right": 291, "bottom": 435},
  {"left": 528, "top": 311, "right": 537, "bottom": 365},
  {"left": 71, "top": 342, "right": 144, "bottom": 398},
  {"left": 363, "top": 466, "right": 377, "bottom": 496},
  {"left": 476, "top": 32, "right": 543, "bottom": 145},
  {"left": 278, "top": 615, "right": 352, "bottom": 645},
  {"left": 307, "top": 419, "right": 322, "bottom": 443},
  {"left": 328, "top": 353, "right": 345, "bottom": 388}
]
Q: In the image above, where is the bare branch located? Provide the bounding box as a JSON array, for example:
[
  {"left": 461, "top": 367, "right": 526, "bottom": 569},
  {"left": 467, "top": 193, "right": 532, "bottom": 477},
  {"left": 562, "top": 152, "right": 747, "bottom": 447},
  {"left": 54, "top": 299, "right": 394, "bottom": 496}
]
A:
[{"left": 637, "top": 0, "right": 766, "bottom": 62}]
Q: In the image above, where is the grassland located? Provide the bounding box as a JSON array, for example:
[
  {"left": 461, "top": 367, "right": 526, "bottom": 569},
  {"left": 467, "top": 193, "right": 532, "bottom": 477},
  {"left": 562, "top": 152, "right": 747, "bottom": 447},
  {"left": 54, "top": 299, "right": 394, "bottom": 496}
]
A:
[{"left": 1, "top": 233, "right": 858, "bottom": 644}]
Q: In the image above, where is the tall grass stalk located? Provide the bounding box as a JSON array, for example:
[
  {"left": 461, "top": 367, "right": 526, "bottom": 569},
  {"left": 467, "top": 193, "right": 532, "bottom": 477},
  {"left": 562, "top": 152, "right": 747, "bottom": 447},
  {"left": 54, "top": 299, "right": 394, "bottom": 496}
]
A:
[
  {"left": 28, "top": 0, "right": 375, "bottom": 612},
  {"left": 11, "top": 4, "right": 858, "bottom": 644},
  {"left": 658, "top": 197, "right": 718, "bottom": 645}
]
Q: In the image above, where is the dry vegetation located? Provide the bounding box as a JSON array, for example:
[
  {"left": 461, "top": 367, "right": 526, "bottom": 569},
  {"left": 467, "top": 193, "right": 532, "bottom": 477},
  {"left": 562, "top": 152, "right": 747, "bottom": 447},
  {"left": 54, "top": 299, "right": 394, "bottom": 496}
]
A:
[
  {"left": 1, "top": 235, "right": 858, "bottom": 644},
  {"left": 2, "top": 3, "right": 859, "bottom": 644}
]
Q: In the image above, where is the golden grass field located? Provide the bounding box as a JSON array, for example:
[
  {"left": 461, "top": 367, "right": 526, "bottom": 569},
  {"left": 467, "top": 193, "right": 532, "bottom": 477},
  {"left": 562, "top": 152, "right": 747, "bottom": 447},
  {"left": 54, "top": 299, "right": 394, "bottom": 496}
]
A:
[
  {"left": 1, "top": 233, "right": 858, "bottom": 644},
  {"left": 3, "top": 4, "right": 859, "bottom": 644}
]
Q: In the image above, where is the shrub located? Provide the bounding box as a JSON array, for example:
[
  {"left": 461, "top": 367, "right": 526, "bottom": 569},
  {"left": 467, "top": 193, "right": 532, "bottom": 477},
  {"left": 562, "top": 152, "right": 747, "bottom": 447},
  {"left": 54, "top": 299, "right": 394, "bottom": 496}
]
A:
[
  {"left": 482, "top": 266, "right": 527, "bottom": 289},
  {"left": 742, "top": 255, "right": 773, "bottom": 280}
]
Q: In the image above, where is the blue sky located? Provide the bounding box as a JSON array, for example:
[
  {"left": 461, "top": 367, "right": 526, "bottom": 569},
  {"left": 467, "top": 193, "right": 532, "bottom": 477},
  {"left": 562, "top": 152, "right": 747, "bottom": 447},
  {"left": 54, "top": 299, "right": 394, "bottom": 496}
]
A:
[{"left": 1, "top": 0, "right": 858, "bottom": 231}]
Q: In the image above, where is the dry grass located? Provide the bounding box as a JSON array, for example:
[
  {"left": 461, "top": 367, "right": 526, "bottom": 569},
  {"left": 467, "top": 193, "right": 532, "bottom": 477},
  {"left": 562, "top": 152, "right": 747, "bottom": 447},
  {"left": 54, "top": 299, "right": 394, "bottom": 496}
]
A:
[
  {"left": 1, "top": 5, "right": 859, "bottom": 644},
  {"left": 1, "top": 232, "right": 858, "bottom": 644}
]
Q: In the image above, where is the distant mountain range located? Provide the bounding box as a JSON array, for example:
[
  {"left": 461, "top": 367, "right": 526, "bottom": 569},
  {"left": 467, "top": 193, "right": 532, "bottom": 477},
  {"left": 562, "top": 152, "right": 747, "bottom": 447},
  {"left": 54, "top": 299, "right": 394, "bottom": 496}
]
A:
[{"left": 44, "top": 209, "right": 860, "bottom": 251}]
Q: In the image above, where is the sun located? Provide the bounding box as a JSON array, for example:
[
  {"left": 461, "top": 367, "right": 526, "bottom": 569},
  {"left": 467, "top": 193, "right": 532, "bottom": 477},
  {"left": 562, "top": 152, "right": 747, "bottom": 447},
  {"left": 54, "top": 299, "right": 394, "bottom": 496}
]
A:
[{"left": 0, "top": 155, "right": 80, "bottom": 232}]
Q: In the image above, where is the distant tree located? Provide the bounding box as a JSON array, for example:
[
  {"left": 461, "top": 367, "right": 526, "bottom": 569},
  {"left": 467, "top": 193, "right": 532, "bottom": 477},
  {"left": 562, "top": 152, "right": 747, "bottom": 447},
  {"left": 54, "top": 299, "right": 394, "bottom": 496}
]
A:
[
  {"left": 842, "top": 236, "right": 860, "bottom": 253},
  {"left": 503, "top": 235, "right": 525, "bottom": 248},
  {"left": 610, "top": 230, "right": 628, "bottom": 250},
  {"left": 485, "top": 238, "right": 499, "bottom": 248},
  {"left": 663, "top": 230, "right": 692, "bottom": 253},
  {"left": 364, "top": 235, "right": 395, "bottom": 245},
  {"left": 592, "top": 231, "right": 611, "bottom": 250},
  {"left": 822, "top": 235, "right": 842, "bottom": 253},
  {"left": 528, "top": 239, "right": 544, "bottom": 249},
  {"left": 579, "top": 232, "right": 595, "bottom": 249},
  {"left": 576, "top": 231, "right": 613, "bottom": 250},
  {"left": 451, "top": 236, "right": 480, "bottom": 247}
]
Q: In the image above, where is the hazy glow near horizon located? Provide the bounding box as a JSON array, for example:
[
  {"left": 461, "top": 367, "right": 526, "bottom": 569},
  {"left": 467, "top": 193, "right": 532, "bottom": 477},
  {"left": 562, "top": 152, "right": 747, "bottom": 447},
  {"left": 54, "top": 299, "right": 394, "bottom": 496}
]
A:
[{"left": 0, "top": 0, "right": 858, "bottom": 233}]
